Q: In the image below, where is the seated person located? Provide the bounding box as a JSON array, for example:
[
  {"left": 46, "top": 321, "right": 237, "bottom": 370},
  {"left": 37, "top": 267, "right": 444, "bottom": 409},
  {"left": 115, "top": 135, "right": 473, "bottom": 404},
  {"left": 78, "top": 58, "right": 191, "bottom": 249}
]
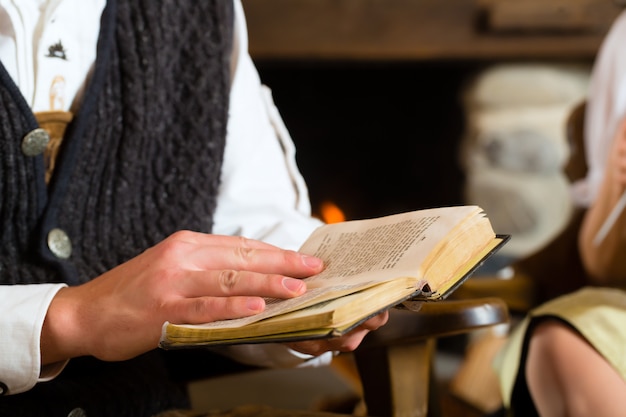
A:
[{"left": 495, "top": 9, "right": 626, "bottom": 417}]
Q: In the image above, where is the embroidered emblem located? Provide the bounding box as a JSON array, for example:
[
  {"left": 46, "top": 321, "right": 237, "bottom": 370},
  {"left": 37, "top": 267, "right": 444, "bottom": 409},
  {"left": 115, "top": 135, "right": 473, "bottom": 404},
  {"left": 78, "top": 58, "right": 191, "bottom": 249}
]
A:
[{"left": 45, "top": 41, "right": 67, "bottom": 60}]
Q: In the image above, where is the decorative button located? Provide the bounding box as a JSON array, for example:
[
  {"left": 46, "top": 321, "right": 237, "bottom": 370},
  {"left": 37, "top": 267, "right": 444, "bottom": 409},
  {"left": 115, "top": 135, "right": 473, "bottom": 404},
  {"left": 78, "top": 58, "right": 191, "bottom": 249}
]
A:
[
  {"left": 21, "top": 128, "right": 50, "bottom": 156},
  {"left": 47, "top": 228, "right": 72, "bottom": 259},
  {"left": 0, "top": 381, "right": 7, "bottom": 396},
  {"left": 67, "top": 408, "right": 87, "bottom": 417}
]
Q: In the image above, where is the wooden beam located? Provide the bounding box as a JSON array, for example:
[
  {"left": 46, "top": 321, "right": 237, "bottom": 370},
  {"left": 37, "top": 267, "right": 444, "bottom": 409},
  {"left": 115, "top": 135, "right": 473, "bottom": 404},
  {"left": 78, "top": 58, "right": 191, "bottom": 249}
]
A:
[{"left": 242, "top": 0, "right": 621, "bottom": 61}]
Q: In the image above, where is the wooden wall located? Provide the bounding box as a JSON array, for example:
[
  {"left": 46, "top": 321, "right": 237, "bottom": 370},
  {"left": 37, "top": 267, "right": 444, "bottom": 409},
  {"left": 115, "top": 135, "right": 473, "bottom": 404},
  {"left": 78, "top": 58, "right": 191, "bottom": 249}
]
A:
[{"left": 242, "top": 0, "right": 621, "bottom": 62}]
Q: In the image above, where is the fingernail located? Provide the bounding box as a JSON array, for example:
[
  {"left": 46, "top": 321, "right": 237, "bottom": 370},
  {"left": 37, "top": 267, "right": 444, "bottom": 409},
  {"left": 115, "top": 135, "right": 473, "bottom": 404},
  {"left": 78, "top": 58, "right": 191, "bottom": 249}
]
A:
[
  {"left": 283, "top": 278, "right": 305, "bottom": 293},
  {"left": 247, "top": 298, "right": 265, "bottom": 312},
  {"left": 302, "top": 255, "right": 323, "bottom": 269}
]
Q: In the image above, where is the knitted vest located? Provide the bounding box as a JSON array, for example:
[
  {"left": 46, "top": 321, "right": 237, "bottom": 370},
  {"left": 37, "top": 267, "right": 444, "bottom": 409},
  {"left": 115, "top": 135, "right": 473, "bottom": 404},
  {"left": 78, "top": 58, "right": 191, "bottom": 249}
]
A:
[
  {"left": 0, "top": 0, "right": 232, "bottom": 286},
  {"left": 0, "top": 0, "right": 234, "bottom": 415}
]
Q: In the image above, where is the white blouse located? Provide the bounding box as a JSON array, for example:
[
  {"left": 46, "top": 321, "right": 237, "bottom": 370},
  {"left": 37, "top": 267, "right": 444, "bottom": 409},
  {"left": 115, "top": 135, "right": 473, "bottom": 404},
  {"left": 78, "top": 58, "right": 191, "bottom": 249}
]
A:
[{"left": 0, "top": 0, "right": 328, "bottom": 395}]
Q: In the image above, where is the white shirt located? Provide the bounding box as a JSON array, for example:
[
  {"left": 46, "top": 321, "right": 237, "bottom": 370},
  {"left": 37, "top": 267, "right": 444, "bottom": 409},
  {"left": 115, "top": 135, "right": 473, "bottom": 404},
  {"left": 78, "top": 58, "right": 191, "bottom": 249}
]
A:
[{"left": 0, "top": 0, "right": 327, "bottom": 395}]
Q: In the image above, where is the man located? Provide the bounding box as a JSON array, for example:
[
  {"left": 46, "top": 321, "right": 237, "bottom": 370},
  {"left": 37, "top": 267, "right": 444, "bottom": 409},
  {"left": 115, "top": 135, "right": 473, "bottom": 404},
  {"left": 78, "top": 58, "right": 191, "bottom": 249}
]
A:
[{"left": 0, "top": 0, "right": 387, "bottom": 415}]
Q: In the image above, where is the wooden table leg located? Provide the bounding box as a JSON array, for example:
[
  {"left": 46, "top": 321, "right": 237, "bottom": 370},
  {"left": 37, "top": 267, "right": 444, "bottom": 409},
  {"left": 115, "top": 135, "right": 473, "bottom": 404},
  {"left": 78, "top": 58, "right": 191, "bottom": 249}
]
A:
[{"left": 355, "top": 339, "right": 435, "bottom": 417}]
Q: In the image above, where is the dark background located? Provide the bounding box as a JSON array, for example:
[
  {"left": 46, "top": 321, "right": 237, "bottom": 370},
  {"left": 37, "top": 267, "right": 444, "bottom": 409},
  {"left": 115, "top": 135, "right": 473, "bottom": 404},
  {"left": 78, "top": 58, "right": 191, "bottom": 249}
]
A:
[{"left": 257, "top": 61, "right": 484, "bottom": 221}]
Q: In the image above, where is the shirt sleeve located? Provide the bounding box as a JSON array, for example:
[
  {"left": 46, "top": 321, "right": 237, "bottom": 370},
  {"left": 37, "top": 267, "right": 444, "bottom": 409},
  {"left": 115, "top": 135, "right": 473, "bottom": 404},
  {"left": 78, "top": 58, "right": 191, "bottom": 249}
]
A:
[
  {"left": 211, "top": 344, "right": 333, "bottom": 369},
  {"left": 212, "top": 0, "right": 330, "bottom": 368},
  {"left": 213, "top": 0, "right": 323, "bottom": 251},
  {"left": 0, "top": 283, "right": 67, "bottom": 395}
]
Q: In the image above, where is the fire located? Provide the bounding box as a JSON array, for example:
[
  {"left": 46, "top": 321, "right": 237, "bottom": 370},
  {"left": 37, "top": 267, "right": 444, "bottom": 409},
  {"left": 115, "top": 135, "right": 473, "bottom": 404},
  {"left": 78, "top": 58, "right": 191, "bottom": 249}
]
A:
[{"left": 319, "top": 201, "right": 346, "bottom": 224}]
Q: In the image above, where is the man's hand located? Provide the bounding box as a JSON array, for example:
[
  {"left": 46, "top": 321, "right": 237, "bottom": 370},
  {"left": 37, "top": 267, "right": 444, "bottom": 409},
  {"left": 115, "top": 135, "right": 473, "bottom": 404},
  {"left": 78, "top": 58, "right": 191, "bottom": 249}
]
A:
[
  {"left": 285, "top": 311, "right": 389, "bottom": 356},
  {"left": 41, "top": 231, "right": 323, "bottom": 364}
]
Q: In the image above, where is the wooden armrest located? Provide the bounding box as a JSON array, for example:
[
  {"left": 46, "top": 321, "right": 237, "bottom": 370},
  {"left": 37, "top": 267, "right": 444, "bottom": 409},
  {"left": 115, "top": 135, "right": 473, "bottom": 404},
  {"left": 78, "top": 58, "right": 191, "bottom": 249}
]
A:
[
  {"left": 449, "top": 274, "right": 536, "bottom": 313},
  {"left": 361, "top": 297, "right": 509, "bottom": 348}
]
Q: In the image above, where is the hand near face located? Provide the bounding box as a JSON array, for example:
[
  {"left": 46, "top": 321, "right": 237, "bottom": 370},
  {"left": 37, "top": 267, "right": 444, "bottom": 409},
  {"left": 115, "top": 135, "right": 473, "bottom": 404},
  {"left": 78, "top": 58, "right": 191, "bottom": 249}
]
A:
[
  {"left": 41, "top": 231, "right": 324, "bottom": 364},
  {"left": 609, "top": 118, "right": 626, "bottom": 192}
]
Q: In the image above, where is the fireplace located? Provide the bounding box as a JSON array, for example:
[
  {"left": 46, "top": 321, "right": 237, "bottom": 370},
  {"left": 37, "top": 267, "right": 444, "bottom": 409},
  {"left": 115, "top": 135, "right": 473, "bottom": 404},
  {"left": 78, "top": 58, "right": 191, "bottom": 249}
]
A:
[{"left": 257, "top": 61, "right": 479, "bottom": 222}]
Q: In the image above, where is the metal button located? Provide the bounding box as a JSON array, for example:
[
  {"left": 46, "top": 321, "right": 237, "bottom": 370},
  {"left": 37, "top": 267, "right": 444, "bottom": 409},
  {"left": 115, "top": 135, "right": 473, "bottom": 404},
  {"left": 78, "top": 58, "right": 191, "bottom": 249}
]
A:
[
  {"left": 67, "top": 408, "right": 87, "bottom": 417},
  {"left": 47, "top": 228, "right": 72, "bottom": 259},
  {"left": 21, "top": 128, "right": 50, "bottom": 156},
  {"left": 0, "top": 381, "right": 7, "bottom": 396}
]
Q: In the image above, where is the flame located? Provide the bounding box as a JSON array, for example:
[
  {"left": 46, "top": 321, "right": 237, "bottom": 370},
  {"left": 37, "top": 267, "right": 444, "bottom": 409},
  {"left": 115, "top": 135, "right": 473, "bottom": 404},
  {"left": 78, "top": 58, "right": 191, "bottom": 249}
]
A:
[{"left": 319, "top": 201, "right": 346, "bottom": 224}]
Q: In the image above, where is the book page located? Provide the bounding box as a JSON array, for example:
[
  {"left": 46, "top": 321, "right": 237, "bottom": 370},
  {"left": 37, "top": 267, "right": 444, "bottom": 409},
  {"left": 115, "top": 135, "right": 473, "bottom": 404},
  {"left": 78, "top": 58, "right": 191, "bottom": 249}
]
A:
[{"left": 300, "top": 205, "right": 483, "bottom": 288}]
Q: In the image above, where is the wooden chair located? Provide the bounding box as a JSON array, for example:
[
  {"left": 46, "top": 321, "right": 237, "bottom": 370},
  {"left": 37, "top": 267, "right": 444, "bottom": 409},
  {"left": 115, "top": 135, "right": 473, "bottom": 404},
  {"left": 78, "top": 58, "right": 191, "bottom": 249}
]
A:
[{"left": 354, "top": 298, "right": 509, "bottom": 417}]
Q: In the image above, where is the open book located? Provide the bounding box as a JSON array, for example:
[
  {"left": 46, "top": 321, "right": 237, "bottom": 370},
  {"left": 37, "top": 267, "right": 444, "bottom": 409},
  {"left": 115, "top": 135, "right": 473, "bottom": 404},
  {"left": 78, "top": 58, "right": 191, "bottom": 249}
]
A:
[{"left": 160, "top": 205, "right": 508, "bottom": 348}]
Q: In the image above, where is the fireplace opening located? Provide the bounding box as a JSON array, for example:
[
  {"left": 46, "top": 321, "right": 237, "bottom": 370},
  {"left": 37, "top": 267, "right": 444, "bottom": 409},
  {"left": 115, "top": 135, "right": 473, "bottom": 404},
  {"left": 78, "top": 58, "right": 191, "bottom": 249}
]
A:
[{"left": 257, "top": 60, "right": 487, "bottom": 222}]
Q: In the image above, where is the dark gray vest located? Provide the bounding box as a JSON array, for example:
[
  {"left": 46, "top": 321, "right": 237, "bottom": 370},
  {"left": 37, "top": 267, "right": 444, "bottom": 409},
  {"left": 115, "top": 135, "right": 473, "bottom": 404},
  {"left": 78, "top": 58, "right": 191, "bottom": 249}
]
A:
[
  {"left": 0, "top": 0, "right": 232, "bottom": 287},
  {"left": 0, "top": 0, "right": 234, "bottom": 415}
]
